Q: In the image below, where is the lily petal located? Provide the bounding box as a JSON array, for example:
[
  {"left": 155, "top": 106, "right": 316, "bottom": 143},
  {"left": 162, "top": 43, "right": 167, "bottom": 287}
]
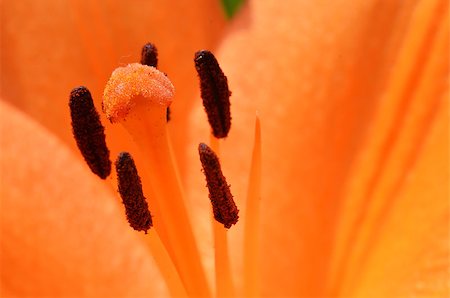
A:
[
  {"left": 351, "top": 88, "right": 449, "bottom": 298},
  {"left": 186, "top": 0, "right": 447, "bottom": 296},
  {"left": 0, "top": 101, "right": 167, "bottom": 297},
  {"left": 332, "top": 0, "right": 449, "bottom": 294}
]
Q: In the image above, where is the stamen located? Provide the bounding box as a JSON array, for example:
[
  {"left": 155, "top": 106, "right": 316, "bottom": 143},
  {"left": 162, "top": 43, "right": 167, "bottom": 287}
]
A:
[
  {"left": 115, "top": 152, "right": 152, "bottom": 233},
  {"left": 194, "top": 50, "right": 232, "bottom": 138},
  {"left": 69, "top": 86, "right": 111, "bottom": 179},
  {"left": 208, "top": 138, "right": 236, "bottom": 298},
  {"left": 140, "top": 42, "right": 158, "bottom": 68},
  {"left": 198, "top": 143, "right": 239, "bottom": 228}
]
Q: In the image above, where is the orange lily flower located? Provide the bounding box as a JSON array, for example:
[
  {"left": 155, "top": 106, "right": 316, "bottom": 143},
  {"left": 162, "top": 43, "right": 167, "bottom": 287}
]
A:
[{"left": 1, "top": 0, "right": 448, "bottom": 297}]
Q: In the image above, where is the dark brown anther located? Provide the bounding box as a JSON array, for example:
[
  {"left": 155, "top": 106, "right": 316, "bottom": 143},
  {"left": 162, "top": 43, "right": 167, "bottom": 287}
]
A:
[
  {"left": 166, "top": 107, "right": 171, "bottom": 122},
  {"left": 141, "top": 42, "right": 158, "bottom": 68},
  {"left": 115, "top": 152, "right": 153, "bottom": 233},
  {"left": 140, "top": 42, "right": 172, "bottom": 123},
  {"left": 198, "top": 143, "right": 238, "bottom": 228},
  {"left": 69, "top": 86, "right": 111, "bottom": 179},
  {"left": 194, "top": 50, "right": 231, "bottom": 138}
]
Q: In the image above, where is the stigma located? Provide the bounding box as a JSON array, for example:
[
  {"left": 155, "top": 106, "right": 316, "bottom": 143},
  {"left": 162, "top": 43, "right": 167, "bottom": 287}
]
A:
[{"left": 102, "top": 63, "right": 174, "bottom": 123}]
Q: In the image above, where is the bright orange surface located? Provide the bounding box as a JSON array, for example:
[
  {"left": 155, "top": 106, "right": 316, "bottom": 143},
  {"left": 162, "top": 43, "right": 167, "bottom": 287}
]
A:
[
  {"left": 0, "top": 101, "right": 167, "bottom": 296},
  {"left": 1, "top": 0, "right": 448, "bottom": 297}
]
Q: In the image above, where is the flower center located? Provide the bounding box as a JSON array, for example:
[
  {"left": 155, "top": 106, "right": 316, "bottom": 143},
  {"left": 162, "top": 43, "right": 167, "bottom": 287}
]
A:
[{"left": 69, "top": 43, "right": 262, "bottom": 298}]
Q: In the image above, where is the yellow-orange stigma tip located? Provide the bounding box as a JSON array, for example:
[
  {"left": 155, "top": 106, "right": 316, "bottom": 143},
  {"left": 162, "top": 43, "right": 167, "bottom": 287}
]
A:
[{"left": 102, "top": 63, "right": 174, "bottom": 123}]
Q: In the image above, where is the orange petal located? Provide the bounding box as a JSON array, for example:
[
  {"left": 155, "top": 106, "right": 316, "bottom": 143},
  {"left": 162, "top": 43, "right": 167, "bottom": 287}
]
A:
[
  {"left": 185, "top": 0, "right": 446, "bottom": 296},
  {"left": 330, "top": 0, "right": 449, "bottom": 295},
  {"left": 0, "top": 101, "right": 167, "bottom": 297},
  {"left": 351, "top": 86, "right": 449, "bottom": 298}
]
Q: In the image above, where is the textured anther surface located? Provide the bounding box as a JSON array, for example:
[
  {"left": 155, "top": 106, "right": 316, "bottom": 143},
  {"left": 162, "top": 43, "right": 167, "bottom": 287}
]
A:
[
  {"left": 141, "top": 43, "right": 158, "bottom": 68},
  {"left": 115, "top": 152, "right": 153, "bottom": 233},
  {"left": 198, "top": 143, "right": 239, "bottom": 228},
  {"left": 194, "top": 50, "right": 232, "bottom": 138},
  {"left": 69, "top": 86, "right": 111, "bottom": 179}
]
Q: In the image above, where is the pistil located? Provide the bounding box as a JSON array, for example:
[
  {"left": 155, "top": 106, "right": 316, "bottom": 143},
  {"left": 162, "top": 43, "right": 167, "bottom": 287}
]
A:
[
  {"left": 70, "top": 45, "right": 262, "bottom": 298},
  {"left": 103, "top": 63, "right": 210, "bottom": 297}
]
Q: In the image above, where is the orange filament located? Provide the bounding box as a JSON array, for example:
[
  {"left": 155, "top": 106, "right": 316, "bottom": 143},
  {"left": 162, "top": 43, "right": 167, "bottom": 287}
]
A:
[
  {"left": 213, "top": 221, "right": 235, "bottom": 298},
  {"left": 243, "top": 115, "right": 262, "bottom": 297},
  {"left": 103, "top": 64, "right": 210, "bottom": 297},
  {"left": 140, "top": 230, "right": 187, "bottom": 297},
  {"left": 209, "top": 136, "right": 236, "bottom": 298}
]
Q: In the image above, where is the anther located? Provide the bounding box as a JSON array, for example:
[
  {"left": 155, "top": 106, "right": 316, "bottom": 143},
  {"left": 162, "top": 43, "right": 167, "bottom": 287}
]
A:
[
  {"left": 166, "top": 106, "right": 171, "bottom": 122},
  {"left": 115, "top": 152, "right": 153, "bottom": 233},
  {"left": 198, "top": 143, "right": 239, "bottom": 228},
  {"left": 140, "top": 43, "right": 171, "bottom": 123},
  {"left": 194, "top": 50, "right": 231, "bottom": 138},
  {"left": 69, "top": 86, "right": 111, "bottom": 179},
  {"left": 140, "top": 42, "right": 158, "bottom": 68}
]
